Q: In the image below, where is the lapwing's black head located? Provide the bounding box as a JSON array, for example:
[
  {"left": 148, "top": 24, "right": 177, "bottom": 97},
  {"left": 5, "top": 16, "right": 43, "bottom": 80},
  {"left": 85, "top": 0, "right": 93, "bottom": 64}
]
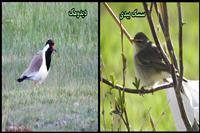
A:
[
  {"left": 45, "top": 39, "right": 56, "bottom": 71},
  {"left": 46, "top": 39, "right": 56, "bottom": 53}
]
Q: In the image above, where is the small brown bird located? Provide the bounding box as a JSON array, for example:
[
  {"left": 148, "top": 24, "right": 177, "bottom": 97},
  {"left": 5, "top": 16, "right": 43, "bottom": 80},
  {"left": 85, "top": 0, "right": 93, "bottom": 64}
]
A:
[{"left": 132, "top": 32, "right": 170, "bottom": 86}]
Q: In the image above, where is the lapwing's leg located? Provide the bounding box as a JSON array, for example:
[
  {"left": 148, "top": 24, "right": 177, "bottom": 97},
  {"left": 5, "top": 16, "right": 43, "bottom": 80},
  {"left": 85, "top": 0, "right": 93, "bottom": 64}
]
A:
[{"left": 33, "top": 81, "right": 39, "bottom": 89}]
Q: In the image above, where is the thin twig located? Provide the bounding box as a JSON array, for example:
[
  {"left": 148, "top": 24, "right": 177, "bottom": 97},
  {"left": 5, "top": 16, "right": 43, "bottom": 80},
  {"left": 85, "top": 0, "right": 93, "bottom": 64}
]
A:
[
  {"left": 101, "top": 93, "right": 106, "bottom": 130},
  {"left": 120, "top": 20, "right": 130, "bottom": 131},
  {"left": 120, "top": 114, "right": 127, "bottom": 127},
  {"left": 177, "top": 3, "right": 184, "bottom": 88},
  {"left": 140, "top": 107, "right": 152, "bottom": 131},
  {"left": 101, "top": 78, "right": 174, "bottom": 94},
  {"left": 159, "top": 3, "right": 179, "bottom": 71},
  {"left": 149, "top": 112, "right": 156, "bottom": 131},
  {"left": 171, "top": 64, "right": 177, "bottom": 88},
  {"left": 100, "top": 56, "right": 106, "bottom": 130},
  {"left": 150, "top": 2, "right": 154, "bottom": 13},
  {"left": 120, "top": 20, "right": 126, "bottom": 97},
  {"left": 154, "top": 100, "right": 170, "bottom": 128},
  {"left": 103, "top": 2, "right": 133, "bottom": 43},
  {"left": 154, "top": 3, "right": 166, "bottom": 36},
  {"left": 143, "top": 2, "right": 171, "bottom": 67},
  {"left": 176, "top": 3, "right": 193, "bottom": 130},
  {"left": 118, "top": 21, "right": 122, "bottom": 115}
]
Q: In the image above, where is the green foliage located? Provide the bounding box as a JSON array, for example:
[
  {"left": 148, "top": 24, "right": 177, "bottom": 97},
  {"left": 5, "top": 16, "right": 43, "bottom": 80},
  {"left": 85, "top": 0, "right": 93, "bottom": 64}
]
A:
[
  {"left": 132, "top": 77, "right": 141, "bottom": 90},
  {"left": 2, "top": 2, "right": 98, "bottom": 131},
  {"left": 100, "top": 3, "right": 199, "bottom": 131}
]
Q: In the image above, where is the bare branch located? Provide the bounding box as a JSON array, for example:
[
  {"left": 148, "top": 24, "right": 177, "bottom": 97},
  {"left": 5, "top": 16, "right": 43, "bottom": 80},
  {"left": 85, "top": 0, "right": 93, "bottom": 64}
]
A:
[
  {"left": 101, "top": 78, "right": 174, "bottom": 94},
  {"left": 177, "top": 3, "right": 184, "bottom": 87},
  {"left": 120, "top": 20, "right": 130, "bottom": 131},
  {"left": 150, "top": 2, "right": 153, "bottom": 13},
  {"left": 140, "top": 107, "right": 152, "bottom": 131},
  {"left": 176, "top": 3, "right": 193, "bottom": 131},
  {"left": 159, "top": 3, "right": 179, "bottom": 71},
  {"left": 143, "top": 2, "right": 171, "bottom": 67},
  {"left": 153, "top": 2, "right": 179, "bottom": 93},
  {"left": 170, "top": 64, "right": 177, "bottom": 88},
  {"left": 103, "top": 2, "right": 133, "bottom": 43},
  {"left": 154, "top": 3, "right": 166, "bottom": 36}
]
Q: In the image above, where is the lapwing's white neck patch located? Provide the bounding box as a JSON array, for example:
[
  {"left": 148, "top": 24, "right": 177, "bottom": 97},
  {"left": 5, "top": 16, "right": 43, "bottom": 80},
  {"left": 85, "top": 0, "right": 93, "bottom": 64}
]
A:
[{"left": 43, "top": 44, "right": 49, "bottom": 52}]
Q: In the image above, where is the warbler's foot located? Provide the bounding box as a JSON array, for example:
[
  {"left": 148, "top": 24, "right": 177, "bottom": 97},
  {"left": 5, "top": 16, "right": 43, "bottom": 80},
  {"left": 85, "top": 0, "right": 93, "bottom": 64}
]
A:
[{"left": 139, "top": 87, "right": 145, "bottom": 97}]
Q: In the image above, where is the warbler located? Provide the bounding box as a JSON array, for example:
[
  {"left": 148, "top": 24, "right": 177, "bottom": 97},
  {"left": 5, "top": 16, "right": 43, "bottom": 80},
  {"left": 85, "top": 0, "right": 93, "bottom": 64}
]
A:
[{"left": 132, "top": 32, "right": 171, "bottom": 87}]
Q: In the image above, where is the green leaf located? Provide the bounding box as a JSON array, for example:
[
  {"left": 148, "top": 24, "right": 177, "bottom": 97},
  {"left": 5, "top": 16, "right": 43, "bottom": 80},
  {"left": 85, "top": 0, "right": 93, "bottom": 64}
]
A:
[
  {"left": 149, "top": 114, "right": 156, "bottom": 131},
  {"left": 132, "top": 77, "right": 141, "bottom": 89}
]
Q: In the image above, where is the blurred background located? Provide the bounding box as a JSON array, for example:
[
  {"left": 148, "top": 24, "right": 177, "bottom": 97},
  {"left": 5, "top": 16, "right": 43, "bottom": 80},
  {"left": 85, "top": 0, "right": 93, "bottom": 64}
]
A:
[
  {"left": 2, "top": 2, "right": 98, "bottom": 131},
  {"left": 100, "top": 2, "right": 199, "bottom": 131}
]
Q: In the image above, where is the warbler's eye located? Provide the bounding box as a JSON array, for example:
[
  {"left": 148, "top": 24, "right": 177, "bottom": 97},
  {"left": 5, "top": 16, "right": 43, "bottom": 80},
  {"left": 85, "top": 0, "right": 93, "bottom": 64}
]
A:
[{"left": 136, "top": 40, "right": 143, "bottom": 43}]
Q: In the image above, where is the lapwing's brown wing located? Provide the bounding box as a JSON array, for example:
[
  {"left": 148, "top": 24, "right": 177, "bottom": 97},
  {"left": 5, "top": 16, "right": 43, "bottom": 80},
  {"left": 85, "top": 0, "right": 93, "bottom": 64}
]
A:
[{"left": 20, "top": 51, "right": 43, "bottom": 78}]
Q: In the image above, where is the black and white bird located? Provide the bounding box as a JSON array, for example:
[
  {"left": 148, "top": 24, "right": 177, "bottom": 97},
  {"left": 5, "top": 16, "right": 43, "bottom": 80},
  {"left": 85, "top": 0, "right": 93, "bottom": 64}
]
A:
[{"left": 17, "top": 39, "right": 56, "bottom": 84}]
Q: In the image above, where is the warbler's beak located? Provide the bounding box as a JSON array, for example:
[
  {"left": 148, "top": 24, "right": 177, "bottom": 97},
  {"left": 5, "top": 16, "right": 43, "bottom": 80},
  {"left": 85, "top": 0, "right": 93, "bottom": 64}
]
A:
[
  {"left": 131, "top": 38, "right": 135, "bottom": 44},
  {"left": 131, "top": 38, "right": 140, "bottom": 44}
]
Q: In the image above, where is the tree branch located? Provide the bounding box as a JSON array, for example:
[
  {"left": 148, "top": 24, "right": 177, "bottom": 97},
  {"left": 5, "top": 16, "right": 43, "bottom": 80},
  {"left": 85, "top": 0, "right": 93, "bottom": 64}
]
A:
[
  {"left": 120, "top": 21, "right": 130, "bottom": 131},
  {"left": 143, "top": 2, "right": 171, "bottom": 67},
  {"left": 159, "top": 3, "right": 179, "bottom": 71},
  {"left": 103, "top": 2, "right": 133, "bottom": 43},
  {"left": 176, "top": 3, "right": 193, "bottom": 131},
  {"left": 101, "top": 78, "right": 174, "bottom": 94},
  {"left": 177, "top": 3, "right": 184, "bottom": 88}
]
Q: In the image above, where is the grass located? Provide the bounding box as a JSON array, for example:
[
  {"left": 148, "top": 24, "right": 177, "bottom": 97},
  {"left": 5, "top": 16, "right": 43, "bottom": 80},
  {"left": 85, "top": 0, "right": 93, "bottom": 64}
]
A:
[
  {"left": 100, "top": 2, "right": 199, "bottom": 131},
  {"left": 2, "top": 2, "right": 98, "bottom": 131}
]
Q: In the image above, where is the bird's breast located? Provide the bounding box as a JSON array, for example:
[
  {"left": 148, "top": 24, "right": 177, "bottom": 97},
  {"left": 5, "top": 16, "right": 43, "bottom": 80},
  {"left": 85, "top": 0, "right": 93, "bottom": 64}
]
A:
[{"left": 133, "top": 55, "right": 162, "bottom": 86}]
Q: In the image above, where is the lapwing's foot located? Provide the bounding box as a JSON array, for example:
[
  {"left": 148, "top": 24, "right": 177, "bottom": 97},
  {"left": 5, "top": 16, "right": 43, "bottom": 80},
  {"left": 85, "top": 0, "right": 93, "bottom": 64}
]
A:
[{"left": 33, "top": 81, "right": 39, "bottom": 89}]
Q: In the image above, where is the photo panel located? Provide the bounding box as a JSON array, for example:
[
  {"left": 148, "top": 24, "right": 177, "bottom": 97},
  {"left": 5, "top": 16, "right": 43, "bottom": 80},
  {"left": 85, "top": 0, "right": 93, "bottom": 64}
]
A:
[
  {"left": 2, "top": 2, "right": 98, "bottom": 132},
  {"left": 100, "top": 2, "right": 199, "bottom": 131}
]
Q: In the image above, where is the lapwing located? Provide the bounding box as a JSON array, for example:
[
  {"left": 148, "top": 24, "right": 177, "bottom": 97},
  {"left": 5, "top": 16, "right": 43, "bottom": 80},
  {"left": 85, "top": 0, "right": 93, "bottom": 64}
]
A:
[{"left": 17, "top": 39, "right": 56, "bottom": 84}]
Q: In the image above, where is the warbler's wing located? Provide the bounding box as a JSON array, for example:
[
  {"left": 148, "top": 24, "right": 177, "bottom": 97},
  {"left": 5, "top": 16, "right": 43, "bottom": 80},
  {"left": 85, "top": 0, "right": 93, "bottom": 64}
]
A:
[{"left": 136, "top": 46, "right": 170, "bottom": 72}]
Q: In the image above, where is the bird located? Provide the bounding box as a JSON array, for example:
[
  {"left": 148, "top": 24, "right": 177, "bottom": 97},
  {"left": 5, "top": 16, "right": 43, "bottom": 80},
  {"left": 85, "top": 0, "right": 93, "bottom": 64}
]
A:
[
  {"left": 132, "top": 32, "right": 198, "bottom": 130},
  {"left": 131, "top": 32, "right": 171, "bottom": 87},
  {"left": 17, "top": 39, "right": 56, "bottom": 84}
]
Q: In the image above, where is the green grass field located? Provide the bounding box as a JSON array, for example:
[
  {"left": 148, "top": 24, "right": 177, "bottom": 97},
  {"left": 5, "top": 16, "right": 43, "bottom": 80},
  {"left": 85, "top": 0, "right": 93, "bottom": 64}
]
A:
[
  {"left": 100, "top": 3, "right": 199, "bottom": 131},
  {"left": 2, "top": 2, "right": 98, "bottom": 131}
]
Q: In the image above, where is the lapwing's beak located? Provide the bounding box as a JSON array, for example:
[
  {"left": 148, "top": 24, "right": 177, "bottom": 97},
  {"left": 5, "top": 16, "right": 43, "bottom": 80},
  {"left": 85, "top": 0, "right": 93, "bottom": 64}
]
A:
[{"left": 52, "top": 45, "right": 56, "bottom": 53}]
